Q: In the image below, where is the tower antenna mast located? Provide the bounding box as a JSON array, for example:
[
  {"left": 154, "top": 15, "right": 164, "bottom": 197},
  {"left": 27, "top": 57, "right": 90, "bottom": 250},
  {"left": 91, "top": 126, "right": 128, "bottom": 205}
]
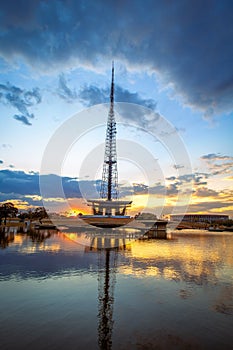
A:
[{"left": 100, "top": 61, "right": 118, "bottom": 200}]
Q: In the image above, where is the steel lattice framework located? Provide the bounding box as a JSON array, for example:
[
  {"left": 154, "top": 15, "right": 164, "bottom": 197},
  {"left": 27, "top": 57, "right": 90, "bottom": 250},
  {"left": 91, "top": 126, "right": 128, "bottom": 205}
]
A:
[
  {"left": 97, "top": 248, "right": 117, "bottom": 349},
  {"left": 100, "top": 62, "right": 118, "bottom": 200}
]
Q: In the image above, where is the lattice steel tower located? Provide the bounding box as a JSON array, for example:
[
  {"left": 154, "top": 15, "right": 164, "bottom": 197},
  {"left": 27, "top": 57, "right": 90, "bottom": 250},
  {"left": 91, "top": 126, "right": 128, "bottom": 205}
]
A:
[{"left": 100, "top": 62, "right": 118, "bottom": 200}]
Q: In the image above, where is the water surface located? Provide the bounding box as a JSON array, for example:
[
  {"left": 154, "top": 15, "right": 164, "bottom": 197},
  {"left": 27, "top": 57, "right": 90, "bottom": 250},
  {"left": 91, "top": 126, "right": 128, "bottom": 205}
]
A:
[{"left": 0, "top": 229, "right": 233, "bottom": 349}]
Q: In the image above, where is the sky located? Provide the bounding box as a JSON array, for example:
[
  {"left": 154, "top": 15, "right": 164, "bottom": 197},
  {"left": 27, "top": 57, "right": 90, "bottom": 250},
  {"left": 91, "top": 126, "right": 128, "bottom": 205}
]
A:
[{"left": 0, "top": 0, "right": 232, "bottom": 218}]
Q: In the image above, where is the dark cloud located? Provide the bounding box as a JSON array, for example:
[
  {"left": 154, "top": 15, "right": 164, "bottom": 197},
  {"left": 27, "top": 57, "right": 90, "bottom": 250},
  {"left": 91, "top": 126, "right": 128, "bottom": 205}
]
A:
[
  {"left": 13, "top": 115, "right": 32, "bottom": 125},
  {"left": 0, "top": 1, "right": 232, "bottom": 117},
  {"left": 115, "top": 86, "right": 157, "bottom": 110},
  {"left": 166, "top": 183, "right": 179, "bottom": 196},
  {"left": 78, "top": 85, "right": 107, "bottom": 106},
  {"left": 0, "top": 83, "right": 41, "bottom": 125},
  {"left": 166, "top": 176, "right": 176, "bottom": 181},
  {"left": 201, "top": 153, "right": 233, "bottom": 176},
  {"left": 166, "top": 172, "right": 209, "bottom": 190},
  {"left": 148, "top": 183, "right": 166, "bottom": 196},
  {"left": 195, "top": 187, "right": 219, "bottom": 197},
  {"left": 133, "top": 183, "right": 149, "bottom": 195},
  {"left": 78, "top": 84, "right": 157, "bottom": 110},
  {"left": 57, "top": 73, "right": 77, "bottom": 102},
  {"left": 0, "top": 169, "right": 175, "bottom": 206},
  {"left": 0, "top": 192, "right": 26, "bottom": 202},
  {"left": 78, "top": 83, "right": 159, "bottom": 128},
  {"left": 121, "top": 182, "right": 176, "bottom": 197},
  {"left": 212, "top": 168, "right": 232, "bottom": 176},
  {"left": 187, "top": 201, "right": 232, "bottom": 212},
  {"left": 0, "top": 169, "right": 97, "bottom": 201},
  {"left": 201, "top": 153, "right": 232, "bottom": 161},
  {"left": 0, "top": 160, "right": 3, "bottom": 164},
  {"left": 0, "top": 170, "right": 40, "bottom": 195}
]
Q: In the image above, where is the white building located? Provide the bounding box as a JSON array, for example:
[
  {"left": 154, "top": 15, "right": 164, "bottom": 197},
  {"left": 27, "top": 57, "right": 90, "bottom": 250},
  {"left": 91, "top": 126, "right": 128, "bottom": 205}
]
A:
[{"left": 170, "top": 214, "right": 229, "bottom": 223}]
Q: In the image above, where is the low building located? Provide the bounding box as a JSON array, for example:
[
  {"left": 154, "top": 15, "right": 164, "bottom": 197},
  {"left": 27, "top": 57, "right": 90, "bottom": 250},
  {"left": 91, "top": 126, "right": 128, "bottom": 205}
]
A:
[{"left": 170, "top": 214, "right": 229, "bottom": 223}]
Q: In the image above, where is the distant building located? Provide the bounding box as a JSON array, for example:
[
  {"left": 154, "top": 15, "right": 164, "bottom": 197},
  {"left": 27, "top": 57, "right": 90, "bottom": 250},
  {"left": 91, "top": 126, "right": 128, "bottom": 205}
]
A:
[{"left": 170, "top": 214, "right": 229, "bottom": 223}]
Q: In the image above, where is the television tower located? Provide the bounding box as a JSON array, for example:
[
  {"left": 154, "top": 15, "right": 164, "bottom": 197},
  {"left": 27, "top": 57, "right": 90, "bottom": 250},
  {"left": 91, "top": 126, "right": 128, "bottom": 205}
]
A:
[
  {"left": 81, "top": 62, "right": 132, "bottom": 226},
  {"left": 100, "top": 61, "right": 118, "bottom": 201}
]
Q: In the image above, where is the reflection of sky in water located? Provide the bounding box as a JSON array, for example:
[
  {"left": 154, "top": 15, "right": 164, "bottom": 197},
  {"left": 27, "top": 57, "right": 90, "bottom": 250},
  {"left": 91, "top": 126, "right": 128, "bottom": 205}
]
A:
[{"left": 0, "top": 230, "right": 233, "bottom": 349}]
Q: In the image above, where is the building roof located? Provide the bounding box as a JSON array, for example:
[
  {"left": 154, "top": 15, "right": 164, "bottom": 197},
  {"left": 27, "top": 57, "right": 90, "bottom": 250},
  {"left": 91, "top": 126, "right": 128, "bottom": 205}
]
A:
[{"left": 86, "top": 199, "right": 132, "bottom": 208}]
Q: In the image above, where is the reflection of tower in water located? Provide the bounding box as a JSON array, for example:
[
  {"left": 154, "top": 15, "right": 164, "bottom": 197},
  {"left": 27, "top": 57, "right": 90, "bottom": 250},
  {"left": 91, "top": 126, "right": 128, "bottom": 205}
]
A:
[
  {"left": 97, "top": 248, "right": 117, "bottom": 350},
  {"left": 85, "top": 236, "right": 130, "bottom": 350}
]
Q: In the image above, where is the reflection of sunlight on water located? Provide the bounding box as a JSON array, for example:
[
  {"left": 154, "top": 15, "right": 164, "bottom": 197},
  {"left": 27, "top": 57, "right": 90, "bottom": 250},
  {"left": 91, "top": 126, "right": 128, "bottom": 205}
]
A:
[
  {"left": 60, "top": 229, "right": 142, "bottom": 249},
  {"left": 129, "top": 239, "right": 220, "bottom": 263},
  {"left": 19, "top": 245, "right": 37, "bottom": 254},
  {"left": 116, "top": 232, "right": 233, "bottom": 285},
  {"left": 39, "top": 244, "right": 60, "bottom": 252},
  {"left": 14, "top": 235, "right": 24, "bottom": 244},
  {"left": 19, "top": 244, "right": 61, "bottom": 254},
  {"left": 144, "top": 266, "right": 161, "bottom": 277},
  {"left": 120, "top": 265, "right": 162, "bottom": 278},
  {"left": 61, "top": 232, "right": 91, "bottom": 246},
  {"left": 163, "top": 267, "right": 180, "bottom": 281}
]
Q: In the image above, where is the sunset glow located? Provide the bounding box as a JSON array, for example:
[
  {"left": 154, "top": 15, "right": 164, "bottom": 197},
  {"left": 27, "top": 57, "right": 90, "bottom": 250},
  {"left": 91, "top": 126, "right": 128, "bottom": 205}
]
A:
[{"left": 0, "top": 1, "right": 232, "bottom": 219}]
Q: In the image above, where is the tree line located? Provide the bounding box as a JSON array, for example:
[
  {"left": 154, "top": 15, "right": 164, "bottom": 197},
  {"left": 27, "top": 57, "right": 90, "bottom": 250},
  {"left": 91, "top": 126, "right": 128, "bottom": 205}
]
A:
[{"left": 0, "top": 202, "right": 48, "bottom": 225}]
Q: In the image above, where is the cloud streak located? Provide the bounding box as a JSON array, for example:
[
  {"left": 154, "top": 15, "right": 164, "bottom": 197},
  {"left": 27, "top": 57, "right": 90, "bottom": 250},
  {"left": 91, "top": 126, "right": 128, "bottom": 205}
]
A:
[
  {"left": 0, "top": 1, "right": 232, "bottom": 117},
  {"left": 57, "top": 73, "right": 77, "bottom": 102},
  {"left": 201, "top": 153, "right": 233, "bottom": 176},
  {"left": 0, "top": 83, "right": 41, "bottom": 125},
  {"left": 166, "top": 172, "right": 209, "bottom": 188},
  {"left": 78, "top": 84, "right": 157, "bottom": 110},
  {"left": 201, "top": 153, "right": 233, "bottom": 161}
]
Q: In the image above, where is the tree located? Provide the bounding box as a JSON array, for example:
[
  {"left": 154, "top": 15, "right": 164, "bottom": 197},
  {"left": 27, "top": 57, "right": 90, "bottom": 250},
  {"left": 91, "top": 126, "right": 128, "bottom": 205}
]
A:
[
  {"left": 32, "top": 207, "right": 48, "bottom": 223},
  {"left": 18, "top": 207, "right": 48, "bottom": 224},
  {"left": 0, "top": 202, "right": 18, "bottom": 225}
]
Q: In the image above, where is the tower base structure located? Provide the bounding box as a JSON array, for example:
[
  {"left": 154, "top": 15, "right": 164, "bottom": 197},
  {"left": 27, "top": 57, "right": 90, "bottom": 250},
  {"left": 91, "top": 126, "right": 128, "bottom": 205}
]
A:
[{"left": 81, "top": 199, "right": 133, "bottom": 228}]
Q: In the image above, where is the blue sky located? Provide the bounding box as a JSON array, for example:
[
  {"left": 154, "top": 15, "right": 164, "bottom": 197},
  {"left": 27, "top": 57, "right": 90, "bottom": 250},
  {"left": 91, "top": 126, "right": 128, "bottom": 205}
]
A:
[{"left": 0, "top": 0, "right": 232, "bottom": 217}]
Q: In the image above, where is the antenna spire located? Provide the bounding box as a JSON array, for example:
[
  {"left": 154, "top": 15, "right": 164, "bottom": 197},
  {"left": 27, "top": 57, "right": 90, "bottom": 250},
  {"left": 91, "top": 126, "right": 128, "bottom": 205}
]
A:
[
  {"left": 110, "top": 61, "right": 114, "bottom": 105},
  {"left": 100, "top": 62, "right": 118, "bottom": 200}
]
